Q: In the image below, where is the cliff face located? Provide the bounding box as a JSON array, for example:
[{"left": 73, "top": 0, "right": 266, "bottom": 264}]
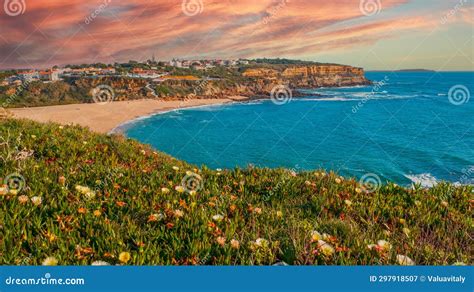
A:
[{"left": 243, "top": 64, "right": 371, "bottom": 88}]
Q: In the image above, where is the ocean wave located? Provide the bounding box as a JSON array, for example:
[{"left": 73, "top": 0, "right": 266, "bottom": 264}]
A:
[
  {"left": 404, "top": 173, "right": 438, "bottom": 188},
  {"left": 298, "top": 97, "right": 357, "bottom": 102},
  {"left": 296, "top": 94, "right": 418, "bottom": 102}
]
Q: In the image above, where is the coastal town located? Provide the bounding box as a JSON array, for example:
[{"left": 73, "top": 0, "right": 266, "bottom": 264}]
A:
[{"left": 1, "top": 58, "right": 251, "bottom": 86}]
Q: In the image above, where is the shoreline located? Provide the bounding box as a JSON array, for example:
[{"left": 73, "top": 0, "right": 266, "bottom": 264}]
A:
[{"left": 9, "top": 97, "right": 249, "bottom": 134}]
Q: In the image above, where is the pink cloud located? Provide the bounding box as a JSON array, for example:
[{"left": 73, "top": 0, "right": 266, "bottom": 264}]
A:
[{"left": 0, "top": 0, "right": 462, "bottom": 68}]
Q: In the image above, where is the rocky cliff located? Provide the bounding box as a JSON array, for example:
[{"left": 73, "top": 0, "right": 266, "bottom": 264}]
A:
[{"left": 242, "top": 64, "right": 371, "bottom": 88}]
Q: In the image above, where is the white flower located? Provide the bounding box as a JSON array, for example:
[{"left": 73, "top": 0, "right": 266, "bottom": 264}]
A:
[
  {"left": 212, "top": 214, "right": 224, "bottom": 222},
  {"left": 255, "top": 238, "right": 269, "bottom": 247},
  {"left": 318, "top": 240, "right": 335, "bottom": 256},
  {"left": 230, "top": 239, "right": 240, "bottom": 249},
  {"left": 75, "top": 185, "right": 95, "bottom": 199},
  {"left": 175, "top": 186, "right": 185, "bottom": 193},
  {"left": 91, "top": 260, "right": 110, "bottom": 266},
  {"left": 172, "top": 166, "right": 180, "bottom": 171},
  {"left": 161, "top": 187, "right": 170, "bottom": 194},
  {"left": 174, "top": 209, "right": 184, "bottom": 218},
  {"left": 377, "top": 240, "right": 392, "bottom": 251},
  {"left": 42, "top": 256, "right": 58, "bottom": 266},
  {"left": 31, "top": 196, "right": 42, "bottom": 206},
  {"left": 396, "top": 254, "right": 415, "bottom": 266},
  {"left": 344, "top": 199, "right": 352, "bottom": 206}
]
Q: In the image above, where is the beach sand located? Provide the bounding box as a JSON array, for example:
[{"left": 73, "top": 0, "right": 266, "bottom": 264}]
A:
[{"left": 10, "top": 97, "right": 248, "bottom": 133}]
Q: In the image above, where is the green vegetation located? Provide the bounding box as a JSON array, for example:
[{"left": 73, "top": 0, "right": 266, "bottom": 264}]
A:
[
  {"left": 0, "top": 81, "right": 91, "bottom": 108},
  {"left": 1, "top": 119, "right": 471, "bottom": 265}
]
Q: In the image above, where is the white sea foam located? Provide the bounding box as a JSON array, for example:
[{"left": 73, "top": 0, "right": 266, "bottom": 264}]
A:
[{"left": 405, "top": 173, "right": 438, "bottom": 188}]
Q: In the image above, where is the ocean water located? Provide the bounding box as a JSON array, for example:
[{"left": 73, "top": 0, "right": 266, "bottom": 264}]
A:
[{"left": 124, "top": 72, "right": 474, "bottom": 186}]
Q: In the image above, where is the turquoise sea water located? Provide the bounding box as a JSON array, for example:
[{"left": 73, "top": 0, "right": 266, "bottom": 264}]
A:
[{"left": 124, "top": 72, "right": 474, "bottom": 186}]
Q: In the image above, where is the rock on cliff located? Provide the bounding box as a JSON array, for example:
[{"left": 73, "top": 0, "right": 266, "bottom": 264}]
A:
[{"left": 242, "top": 64, "right": 371, "bottom": 88}]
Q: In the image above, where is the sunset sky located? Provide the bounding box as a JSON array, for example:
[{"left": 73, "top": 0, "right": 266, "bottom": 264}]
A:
[{"left": 0, "top": 0, "right": 472, "bottom": 70}]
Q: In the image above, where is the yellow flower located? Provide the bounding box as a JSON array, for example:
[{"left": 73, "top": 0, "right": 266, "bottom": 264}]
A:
[
  {"left": 119, "top": 252, "right": 131, "bottom": 263},
  {"left": 230, "top": 239, "right": 240, "bottom": 249},
  {"left": 93, "top": 210, "right": 102, "bottom": 217},
  {"left": 31, "top": 135, "right": 36, "bottom": 139},
  {"left": 399, "top": 218, "right": 406, "bottom": 225},
  {"left": 453, "top": 262, "right": 466, "bottom": 266},
  {"left": 344, "top": 199, "right": 352, "bottom": 206},
  {"left": 254, "top": 238, "right": 269, "bottom": 247},
  {"left": 0, "top": 186, "right": 7, "bottom": 195},
  {"left": 31, "top": 196, "right": 42, "bottom": 206},
  {"left": 189, "top": 190, "right": 197, "bottom": 196},
  {"left": 396, "top": 254, "right": 415, "bottom": 266},
  {"left": 311, "top": 230, "right": 322, "bottom": 242},
  {"left": 253, "top": 207, "right": 262, "bottom": 214},
  {"left": 161, "top": 187, "right": 170, "bottom": 194},
  {"left": 402, "top": 227, "right": 411, "bottom": 237},
  {"left": 175, "top": 186, "right": 185, "bottom": 193},
  {"left": 318, "top": 240, "right": 335, "bottom": 256},
  {"left": 441, "top": 201, "right": 448, "bottom": 207},
  {"left": 58, "top": 176, "right": 66, "bottom": 186},
  {"left": 276, "top": 211, "right": 283, "bottom": 218},
  {"left": 172, "top": 166, "right": 180, "bottom": 171},
  {"left": 18, "top": 195, "right": 29, "bottom": 204},
  {"left": 216, "top": 236, "right": 226, "bottom": 246},
  {"left": 42, "top": 256, "right": 58, "bottom": 266},
  {"left": 9, "top": 189, "right": 18, "bottom": 195},
  {"left": 335, "top": 178, "right": 342, "bottom": 184},
  {"left": 186, "top": 170, "right": 193, "bottom": 176},
  {"left": 355, "top": 187, "right": 362, "bottom": 194}
]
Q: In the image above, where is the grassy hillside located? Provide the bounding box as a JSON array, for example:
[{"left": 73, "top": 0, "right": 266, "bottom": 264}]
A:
[{"left": 0, "top": 118, "right": 471, "bottom": 265}]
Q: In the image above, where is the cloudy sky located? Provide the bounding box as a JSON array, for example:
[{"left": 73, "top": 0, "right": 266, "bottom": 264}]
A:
[{"left": 0, "top": 0, "right": 472, "bottom": 70}]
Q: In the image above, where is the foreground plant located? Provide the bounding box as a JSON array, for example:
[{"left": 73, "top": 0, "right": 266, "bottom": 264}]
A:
[{"left": 0, "top": 119, "right": 472, "bottom": 265}]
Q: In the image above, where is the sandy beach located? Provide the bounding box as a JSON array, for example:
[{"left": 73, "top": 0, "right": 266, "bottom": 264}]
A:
[{"left": 10, "top": 97, "right": 248, "bottom": 133}]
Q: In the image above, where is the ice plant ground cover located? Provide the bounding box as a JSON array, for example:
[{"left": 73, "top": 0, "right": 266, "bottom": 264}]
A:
[{"left": 0, "top": 119, "right": 472, "bottom": 265}]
